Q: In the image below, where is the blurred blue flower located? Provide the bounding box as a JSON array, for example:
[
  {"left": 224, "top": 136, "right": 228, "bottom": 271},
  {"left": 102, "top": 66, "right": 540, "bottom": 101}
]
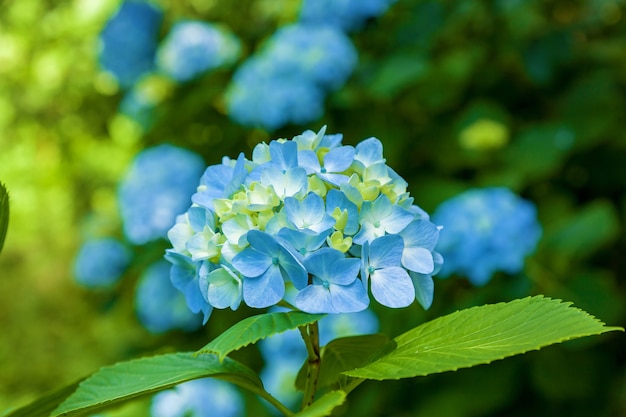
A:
[
  {"left": 432, "top": 187, "right": 542, "bottom": 286},
  {"left": 118, "top": 144, "right": 205, "bottom": 245},
  {"left": 73, "top": 237, "right": 131, "bottom": 288},
  {"left": 156, "top": 21, "right": 241, "bottom": 82},
  {"left": 98, "top": 1, "right": 163, "bottom": 89},
  {"left": 225, "top": 24, "right": 357, "bottom": 130},
  {"left": 299, "top": 0, "right": 396, "bottom": 32},
  {"left": 135, "top": 260, "right": 203, "bottom": 334},
  {"left": 151, "top": 378, "right": 243, "bottom": 417}
]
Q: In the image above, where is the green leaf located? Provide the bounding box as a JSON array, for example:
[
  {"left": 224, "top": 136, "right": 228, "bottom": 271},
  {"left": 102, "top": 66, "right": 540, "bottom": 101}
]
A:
[
  {"left": 345, "top": 296, "right": 623, "bottom": 380},
  {"left": 0, "top": 182, "right": 9, "bottom": 254},
  {"left": 293, "top": 391, "right": 346, "bottom": 417},
  {"left": 1, "top": 379, "right": 83, "bottom": 417},
  {"left": 198, "top": 311, "right": 324, "bottom": 361},
  {"left": 52, "top": 352, "right": 265, "bottom": 416}
]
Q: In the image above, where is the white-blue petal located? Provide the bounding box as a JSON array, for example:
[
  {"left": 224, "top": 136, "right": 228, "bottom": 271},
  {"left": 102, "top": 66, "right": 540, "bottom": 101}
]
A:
[
  {"left": 370, "top": 266, "right": 414, "bottom": 308},
  {"left": 383, "top": 205, "right": 414, "bottom": 234},
  {"left": 323, "top": 146, "right": 355, "bottom": 173},
  {"left": 402, "top": 246, "right": 434, "bottom": 274}
]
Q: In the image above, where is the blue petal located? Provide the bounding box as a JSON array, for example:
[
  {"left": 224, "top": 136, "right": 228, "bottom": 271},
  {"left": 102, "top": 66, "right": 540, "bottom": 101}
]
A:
[
  {"left": 277, "top": 246, "right": 308, "bottom": 289},
  {"left": 354, "top": 137, "right": 384, "bottom": 168},
  {"left": 399, "top": 220, "right": 439, "bottom": 250},
  {"left": 329, "top": 257, "right": 361, "bottom": 286},
  {"left": 207, "top": 266, "right": 242, "bottom": 310},
  {"left": 303, "top": 247, "right": 344, "bottom": 279},
  {"left": 297, "top": 149, "right": 321, "bottom": 174},
  {"left": 370, "top": 266, "right": 414, "bottom": 308},
  {"left": 368, "top": 234, "right": 404, "bottom": 268},
  {"left": 269, "top": 140, "right": 299, "bottom": 170},
  {"left": 295, "top": 284, "right": 335, "bottom": 313},
  {"left": 410, "top": 272, "right": 434, "bottom": 310},
  {"left": 232, "top": 247, "right": 272, "bottom": 277},
  {"left": 329, "top": 280, "right": 369, "bottom": 313},
  {"left": 323, "top": 145, "right": 355, "bottom": 173},
  {"left": 401, "top": 246, "right": 434, "bottom": 274},
  {"left": 383, "top": 205, "right": 414, "bottom": 234},
  {"left": 326, "top": 189, "right": 359, "bottom": 235},
  {"left": 243, "top": 266, "right": 285, "bottom": 308},
  {"left": 277, "top": 227, "right": 329, "bottom": 257},
  {"left": 247, "top": 230, "right": 281, "bottom": 256}
]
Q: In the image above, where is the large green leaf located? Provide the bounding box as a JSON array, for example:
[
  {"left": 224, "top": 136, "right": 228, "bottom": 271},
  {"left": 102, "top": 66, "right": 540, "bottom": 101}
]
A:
[
  {"left": 52, "top": 352, "right": 265, "bottom": 416},
  {"left": 345, "top": 296, "right": 623, "bottom": 380},
  {"left": 0, "top": 182, "right": 9, "bottom": 254},
  {"left": 198, "top": 311, "right": 324, "bottom": 360},
  {"left": 293, "top": 391, "right": 346, "bottom": 417}
]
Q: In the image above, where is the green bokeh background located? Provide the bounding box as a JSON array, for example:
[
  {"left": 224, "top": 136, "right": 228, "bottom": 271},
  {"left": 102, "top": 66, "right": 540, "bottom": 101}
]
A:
[{"left": 0, "top": 0, "right": 624, "bottom": 416}]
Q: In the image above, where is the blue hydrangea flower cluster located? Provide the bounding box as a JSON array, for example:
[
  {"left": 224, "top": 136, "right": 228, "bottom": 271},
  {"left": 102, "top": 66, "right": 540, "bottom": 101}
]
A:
[
  {"left": 151, "top": 377, "right": 243, "bottom": 417},
  {"left": 73, "top": 237, "right": 131, "bottom": 288},
  {"left": 299, "top": 0, "right": 397, "bottom": 32},
  {"left": 225, "top": 25, "right": 357, "bottom": 130},
  {"left": 156, "top": 21, "right": 241, "bottom": 83},
  {"left": 259, "top": 308, "right": 379, "bottom": 408},
  {"left": 432, "top": 187, "right": 542, "bottom": 286},
  {"left": 118, "top": 144, "right": 206, "bottom": 245},
  {"left": 135, "top": 260, "right": 203, "bottom": 334},
  {"left": 165, "top": 127, "right": 442, "bottom": 323},
  {"left": 98, "top": 1, "right": 163, "bottom": 89}
]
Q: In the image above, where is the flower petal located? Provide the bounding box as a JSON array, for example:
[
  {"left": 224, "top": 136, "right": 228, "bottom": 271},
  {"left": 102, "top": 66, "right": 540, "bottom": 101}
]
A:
[
  {"left": 370, "top": 266, "right": 414, "bottom": 308},
  {"left": 295, "top": 284, "right": 335, "bottom": 314},
  {"left": 243, "top": 266, "right": 285, "bottom": 308},
  {"left": 401, "top": 246, "right": 434, "bottom": 274},
  {"left": 232, "top": 247, "right": 272, "bottom": 277}
]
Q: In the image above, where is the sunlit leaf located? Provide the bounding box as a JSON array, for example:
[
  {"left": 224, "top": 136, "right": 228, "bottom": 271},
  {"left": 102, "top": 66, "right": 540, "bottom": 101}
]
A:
[
  {"left": 51, "top": 352, "right": 265, "bottom": 417},
  {"left": 345, "top": 296, "right": 622, "bottom": 380},
  {"left": 198, "top": 311, "right": 324, "bottom": 361},
  {"left": 293, "top": 390, "right": 346, "bottom": 417}
]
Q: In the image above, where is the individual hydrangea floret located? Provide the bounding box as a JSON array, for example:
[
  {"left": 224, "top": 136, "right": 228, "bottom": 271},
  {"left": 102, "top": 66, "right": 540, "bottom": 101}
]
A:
[
  {"left": 119, "top": 144, "right": 205, "bottom": 245},
  {"left": 299, "top": 0, "right": 397, "bottom": 32},
  {"left": 98, "top": 1, "right": 163, "bottom": 89},
  {"left": 135, "top": 260, "right": 202, "bottom": 334},
  {"left": 165, "top": 127, "right": 442, "bottom": 321},
  {"left": 432, "top": 187, "right": 542, "bottom": 286},
  {"left": 225, "top": 24, "right": 357, "bottom": 130},
  {"left": 73, "top": 237, "right": 131, "bottom": 288},
  {"left": 156, "top": 20, "right": 241, "bottom": 82},
  {"left": 151, "top": 377, "right": 244, "bottom": 417}
]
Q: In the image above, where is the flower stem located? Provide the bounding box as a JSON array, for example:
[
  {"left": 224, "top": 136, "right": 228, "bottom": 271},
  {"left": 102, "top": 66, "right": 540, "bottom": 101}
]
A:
[{"left": 298, "top": 321, "right": 321, "bottom": 410}]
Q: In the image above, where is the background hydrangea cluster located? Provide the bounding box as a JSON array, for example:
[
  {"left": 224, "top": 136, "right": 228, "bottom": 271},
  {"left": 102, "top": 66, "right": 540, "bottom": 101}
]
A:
[
  {"left": 433, "top": 187, "right": 542, "bottom": 286},
  {"left": 166, "top": 127, "right": 442, "bottom": 321}
]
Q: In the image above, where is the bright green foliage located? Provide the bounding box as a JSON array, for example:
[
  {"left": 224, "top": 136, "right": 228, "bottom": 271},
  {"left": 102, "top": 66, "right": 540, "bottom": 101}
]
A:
[
  {"left": 345, "top": 296, "right": 623, "bottom": 380},
  {"left": 51, "top": 352, "right": 264, "bottom": 417},
  {"left": 198, "top": 311, "right": 324, "bottom": 361},
  {"left": 0, "top": 183, "right": 8, "bottom": 255},
  {"left": 292, "top": 391, "right": 346, "bottom": 417}
]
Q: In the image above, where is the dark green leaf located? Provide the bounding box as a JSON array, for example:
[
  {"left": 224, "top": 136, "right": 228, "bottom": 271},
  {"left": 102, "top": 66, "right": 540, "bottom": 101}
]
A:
[
  {"left": 345, "top": 296, "right": 622, "bottom": 380},
  {"left": 198, "top": 311, "right": 323, "bottom": 361}
]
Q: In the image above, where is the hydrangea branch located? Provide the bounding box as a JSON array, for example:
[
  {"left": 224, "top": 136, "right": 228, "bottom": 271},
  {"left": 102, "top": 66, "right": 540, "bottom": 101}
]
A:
[{"left": 298, "top": 320, "right": 321, "bottom": 409}]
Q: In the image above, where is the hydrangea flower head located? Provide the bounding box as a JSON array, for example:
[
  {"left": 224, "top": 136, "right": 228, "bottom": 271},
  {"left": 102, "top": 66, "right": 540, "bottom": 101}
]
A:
[
  {"left": 165, "top": 127, "right": 442, "bottom": 321},
  {"left": 73, "top": 237, "right": 131, "bottom": 288},
  {"left": 98, "top": 1, "right": 163, "bottom": 89},
  {"left": 432, "top": 187, "right": 542, "bottom": 286},
  {"left": 156, "top": 21, "right": 241, "bottom": 82},
  {"left": 225, "top": 24, "right": 357, "bottom": 130},
  {"left": 119, "top": 144, "right": 205, "bottom": 245},
  {"left": 299, "top": 0, "right": 396, "bottom": 32}
]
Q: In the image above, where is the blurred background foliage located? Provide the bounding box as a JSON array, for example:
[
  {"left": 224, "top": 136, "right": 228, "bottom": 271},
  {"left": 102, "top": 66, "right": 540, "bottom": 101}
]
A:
[{"left": 0, "top": 0, "right": 625, "bottom": 416}]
